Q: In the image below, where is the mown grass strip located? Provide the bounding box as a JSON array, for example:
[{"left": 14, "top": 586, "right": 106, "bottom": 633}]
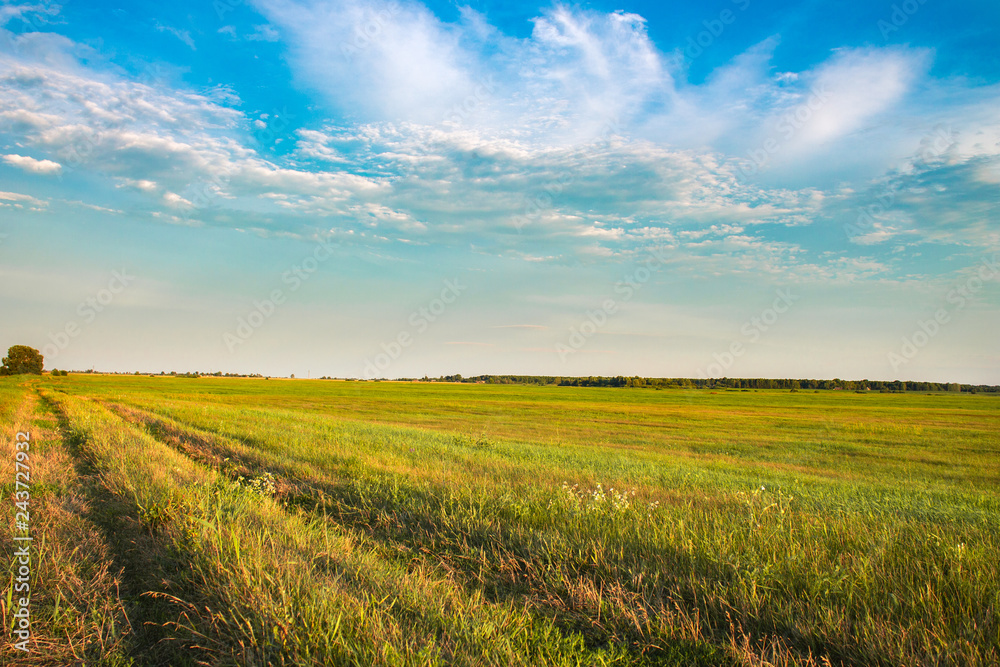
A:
[{"left": 2, "top": 383, "right": 132, "bottom": 664}]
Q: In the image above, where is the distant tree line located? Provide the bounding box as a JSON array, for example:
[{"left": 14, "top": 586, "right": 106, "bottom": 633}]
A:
[
  {"left": 41, "top": 370, "right": 269, "bottom": 378},
  {"left": 3, "top": 346, "right": 991, "bottom": 394},
  {"left": 403, "top": 374, "right": 997, "bottom": 393}
]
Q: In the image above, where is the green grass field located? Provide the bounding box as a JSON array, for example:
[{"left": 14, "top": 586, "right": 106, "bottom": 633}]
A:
[{"left": 3, "top": 374, "right": 999, "bottom": 665}]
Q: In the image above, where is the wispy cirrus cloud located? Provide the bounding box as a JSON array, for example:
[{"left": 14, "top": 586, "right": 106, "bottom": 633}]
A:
[
  {"left": 156, "top": 23, "right": 196, "bottom": 50},
  {"left": 0, "top": 2, "right": 60, "bottom": 29},
  {"left": 0, "top": 189, "right": 47, "bottom": 208}
]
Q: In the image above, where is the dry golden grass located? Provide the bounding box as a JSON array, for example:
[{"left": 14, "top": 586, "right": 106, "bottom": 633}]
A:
[{"left": 1, "top": 385, "right": 131, "bottom": 665}]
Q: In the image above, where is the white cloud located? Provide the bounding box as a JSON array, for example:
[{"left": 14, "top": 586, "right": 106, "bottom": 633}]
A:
[
  {"left": 524, "top": 7, "right": 669, "bottom": 141},
  {"left": 163, "top": 191, "right": 194, "bottom": 208},
  {"left": 851, "top": 226, "right": 899, "bottom": 245},
  {"left": 784, "top": 47, "right": 928, "bottom": 149},
  {"left": 61, "top": 199, "right": 124, "bottom": 214},
  {"left": 115, "top": 177, "right": 159, "bottom": 192},
  {"left": 251, "top": 0, "right": 961, "bottom": 189},
  {"left": 0, "top": 190, "right": 41, "bottom": 202},
  {"left": 0, "top": 49, "right": 388, "bottom": 229},
  {"left": 253, "top": 0, "right": 475, "bottom": 124},
  {"left": 1, "top": 7, "right": 997, "bottom": 283},
  {"left": 247, "top": 24, "right": 280, "bottom": 42},
  {"left": 0, "top": 3, "right": 59, "bottom": 29},
  {"left": 252, "top": 1, "right": 675, "bottom": 143},
  {"left": 156, "top": 24, "right": 196, "bottom": 51},
  {"left": 2, "top": 152, "right": 61, "bottom": 173},
  {"left": 0, "top": 189, "right": 47, "bottom": 208}
]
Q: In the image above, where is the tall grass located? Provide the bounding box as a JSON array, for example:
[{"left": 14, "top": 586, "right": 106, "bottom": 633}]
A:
[{"left": 36, "top": 388, "right": 706, "bottom": 665}]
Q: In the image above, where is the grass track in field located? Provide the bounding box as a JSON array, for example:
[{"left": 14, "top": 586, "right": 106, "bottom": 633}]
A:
[
  {"left": 24, "top": 384, "right": 723, "bottom": 665},
  {"left": 1, "top": 381, "right": 133, "bottom": 665}
]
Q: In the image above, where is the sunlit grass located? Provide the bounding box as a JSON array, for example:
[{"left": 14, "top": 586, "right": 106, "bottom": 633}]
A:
[{"left": 4, "top": 374, "right": 999, "bottom": 665}]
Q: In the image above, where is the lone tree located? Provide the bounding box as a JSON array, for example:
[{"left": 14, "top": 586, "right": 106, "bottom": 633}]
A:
[{"left": 1, "top": 345, "right": 44, "bottom": 376}]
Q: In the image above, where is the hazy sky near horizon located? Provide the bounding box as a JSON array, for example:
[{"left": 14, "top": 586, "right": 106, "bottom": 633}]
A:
[{"left": 0, "top": 0, "right": 998, "bottom": 382}]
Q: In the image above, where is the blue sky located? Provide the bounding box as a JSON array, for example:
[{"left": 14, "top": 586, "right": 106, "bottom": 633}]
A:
[{"left": 0, "top": 0, "right": 997, "bottom": 382}]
